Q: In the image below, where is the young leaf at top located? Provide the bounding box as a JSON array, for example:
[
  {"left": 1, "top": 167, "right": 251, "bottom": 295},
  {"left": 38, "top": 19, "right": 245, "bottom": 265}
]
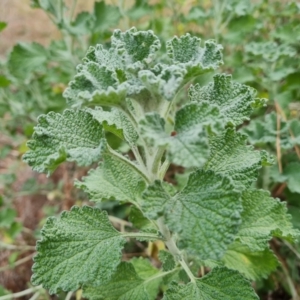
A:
[
  {"left": 163, "top": 267, "right": 258, "bottom": 300},
  {"left": 204, "top": 128, "right": 262, "bottom": 188},
  {"left": 32, "top": 206, "right": 126, "bottom": 294},
  {"left": 165, "top": 170, "right": 242, "bottom": 260},
  {"left": 76, "top": 152, "right": 147, "bottom": 204},
  {"left": 236, "top": 189, "right": 299, "bottom": 251},
  {"left": 167, "top": 34, "right": 223, "bottom": 81},
  {"left": 112, "top": 27, "right": 161, "bottom": 69},
  {"left": 23, "top": 110, "right": 104, "bottom": 175}
]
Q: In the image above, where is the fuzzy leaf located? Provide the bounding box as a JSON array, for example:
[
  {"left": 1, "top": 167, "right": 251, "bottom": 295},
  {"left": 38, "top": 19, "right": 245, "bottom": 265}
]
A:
[
  {"left": 112, "top": 27, "right": 161, "bottom": 69},
  {"left": 189, "top": 74, "right": 257, "bottom": 126},
  {"left": 63, "top": 63, "right": 127, "bottom": 108},
  {"left": 76, "top": 153, "right": 146, "bottom": 203},
  {"left": 83, "top": 261, "right": 160, "bottom": 300},
  {"left": 32, "top": 206, "right": 126, "bottom": 294},
  {"left": 23, "top": 110, "right": 104, "bottom": 175},
  {"left": 139, "top": 64, "right": 186, "bottom": 101},
  {"left": 141, "top": 180, "right": 175, "bottom": 219},
  {"left": 237, "top": 189, "right": 299, "bottom": 251},
  {"left": 165, "top": 170, "right": 242, "bottom": 260},
  {"left": 167, "top": 34, "right": 223, "bottom": 80},
  {"left": 8, "top": 42, "right": 48, "bottom": 80},
  {"left": 159, "top": 250, "right": 176, "bottom": 271},
  {"left": 168, "top": 102, "right": 219, "bottom": 168},
  {"left": 205, "top": 128, "right": 261, "bottom": 188},
  {"left": 222, "top": 241, "right": 279, "bottom": 280},
  {"left": 88, "top": 107, "right": 138, "bottom": 144},
  {"left": 163, "top": 267, "right": 258, "bottom": 300}
]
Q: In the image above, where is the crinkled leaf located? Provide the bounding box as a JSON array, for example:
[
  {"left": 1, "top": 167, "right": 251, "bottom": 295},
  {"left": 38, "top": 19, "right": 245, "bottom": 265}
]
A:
[
  {"left": 141, "top": 180, "right": 173, "bottom": 219},
  {"left": 76, "top": 153, "right": 146, "bottom": 203},
  {"left": 237, "top": 189, "right": 299, "bottom": 251},
  {"left": 159, "top": 250, "right": 176, "bottom": 271},
  {"left": 189, "top": 74, "right": 257, "bottom": 126},
  {"left": 167, "top": 34, "right": 223, "bottom": 81},
  {"left": 88, "top": 107, "right": 138, "bottom": 145},
  {"left": 83, "top": 261, "right": 160, "bottom": 300},
  {"left": 8, "top": 42, "right": 48, "bottom": 80},
  {"left": 168, "top": 102, "right": 219, "bottom": 168},
  {"left": 163, "top": 267, "right": 258, "bottom": 300},
  {"left": 23, "top": 110, "right": 104, "bottom": 175},
  {"left": 112, "top": 27, "right": 161, "bottom": 69},
  {"left": 32, "top": 206, "right": 126, "bottom": 294},
  {"left": 205, "top": 128, "right": 261, "bottom": 188},
  {"left": 165, "top": 170, "right": 242, "bottom": 260},
  {"left": 139, "top": 64, "right": 186, "bottom": 101},
  {"left": 245, "top": 42, "right": 296, "bottom": 63},
  {"left": 63, "top": 63, "right": 127, "bottom": 108},
  {"left": 241, "top": 112, "right": 292, "bottom": 149},
  {"left": 222, "top": 241, "right": 279, "bottom": 280}
]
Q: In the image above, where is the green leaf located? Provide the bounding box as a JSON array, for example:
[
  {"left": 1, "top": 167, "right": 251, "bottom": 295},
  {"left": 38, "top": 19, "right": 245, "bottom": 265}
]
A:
[
  {"left": 129, "top": 206, "right": 153, "bottom": 230},
  {"left": 222, "top": 241, "right": 279, "bottom": 280},
  {"left": 241, "top": 112, "right": 291, "bottom": 149},
  {"left": 76, "top": 153, "right": 146, "bottom": 204},
  {"left": 112, "top": 27, "right": 161, "bottom": 69},
  {"left": 0, "top": 208, "right": 16, "bottom": 228},
  {"left": 63, "top": 63, "right": 127, "bottom": 108},
  {"left": 139, "top": 64, "right": 186, "bottom": 101},
  {"left": 0, "top": 75, "right": 10, "bottom": 88},
  {"left": 236, "top": 189, "right": 299, "bottom": 251},
  {"left": 283, "top": 163, "right": 300, "bottom": 194},
  {"left": 163, "top": 267, "right": 258, "bottom": 300},
  {"left": 23, "top": 110, "right": 104, "bottom": 175},
  {"left": 189, "top": 74, "right": 257, "bottom": 126},
  {"left": 165, "top": 170, "right": 242, "bottom": 260},
  {"left": 0, "top": 22, "right": 7, "bottom": 32},
  {"left": 83, "top": 261, "right": 160, "bottom": 300},
  {"left": 88, "top": 107, "right": 138, "bottom": 145},
  {"left": 168, "top": 102, "right": 219, "bottom": 168},
  {"left": 93, "top": 1, "right": 122, "bottom": 32},
  {"left": 204, "top": 128, "right": 261, "bottom": 188},
  {"left": 166, "top": 34, "right": 223, "bottom": 80},
  {"left": 32, "top": 206, "right": 126, "bottom": 294},
  {"left": 7, "top": 43, "right": 48, "bottom": 80},
  {"left": 141, "top": 180, "right": 173, "bottom": 219},
  {"left": 159, "top": 250, "right": 176, "bottom": 271}
]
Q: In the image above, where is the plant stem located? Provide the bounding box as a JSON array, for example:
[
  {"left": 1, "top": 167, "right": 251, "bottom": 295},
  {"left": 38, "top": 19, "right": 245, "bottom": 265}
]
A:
[
  {"left": 122, "top": 232, "right": 162, "bottom": 240},
  {"left": 157, "top": 218, "right": 196, "bottom": 283},
  {"left": 144, "top": 267, "right": 181, "bottom": 284},
  {"left": 0, "top": 286, "right": 43, "bottom": 300},
  {"left": 108, "top": 146, "right": 151, "bottom": 184},
  {"left": 69, "top": 0, "right": 78, "bottom": 22}
]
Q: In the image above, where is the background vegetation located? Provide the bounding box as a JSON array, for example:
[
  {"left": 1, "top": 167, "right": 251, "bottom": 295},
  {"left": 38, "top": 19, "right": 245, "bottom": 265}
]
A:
[{"left": 0, "top": 0, "right": 299, "bottom": 299}]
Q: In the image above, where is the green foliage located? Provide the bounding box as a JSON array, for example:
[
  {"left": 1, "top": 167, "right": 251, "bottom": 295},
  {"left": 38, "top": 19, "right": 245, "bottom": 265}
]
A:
[{"left": 24, "top": 28, "right": 299, "bottom": 299}]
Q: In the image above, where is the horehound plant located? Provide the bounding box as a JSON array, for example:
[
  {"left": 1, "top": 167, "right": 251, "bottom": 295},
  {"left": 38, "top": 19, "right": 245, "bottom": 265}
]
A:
[{"left": 23, "top": 28, "right": 299, "bottom": 299}]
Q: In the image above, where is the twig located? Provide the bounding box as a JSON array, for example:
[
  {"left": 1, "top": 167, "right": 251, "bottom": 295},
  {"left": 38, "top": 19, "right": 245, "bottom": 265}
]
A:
[
  {"left": 65, "top": 291, "right": 73, "bottom": 300},
  {"left": 0, "top": 253, "right": 35, "bottom": 273},
  {"left": 0, "top": 286, "right": 42, "bottom": 300},
  {"left": 0, "top": 242, "right": 35, "bottom": 251},
  {"left": 275, "top": 102, "right": 283, "bottom": 173}
]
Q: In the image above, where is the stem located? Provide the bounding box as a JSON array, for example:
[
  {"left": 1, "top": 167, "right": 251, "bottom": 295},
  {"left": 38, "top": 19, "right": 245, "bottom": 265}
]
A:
[
  {"left": 144, "top": 267, "right": 181, "bottom": 284},
  {"left": 0, "top": 242, "right": 35, "bottom": 251},
  {"left": 157, "top": 218, "right": 196, "bottom": 283},
  {"left": 0, "top": 286, "right": 43, "bottom": 300},
  {"left": 122, "top": 232, "right": 162, "bottom": 240},
  {"left": 108, "top": 146, "right": 150, "bottom": 184},
  {"left": 69, "top": 0, "right": 78, "bottom": 22},
  {"left": 65, "top": 291, "right": 73, "bottom": 300}
]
